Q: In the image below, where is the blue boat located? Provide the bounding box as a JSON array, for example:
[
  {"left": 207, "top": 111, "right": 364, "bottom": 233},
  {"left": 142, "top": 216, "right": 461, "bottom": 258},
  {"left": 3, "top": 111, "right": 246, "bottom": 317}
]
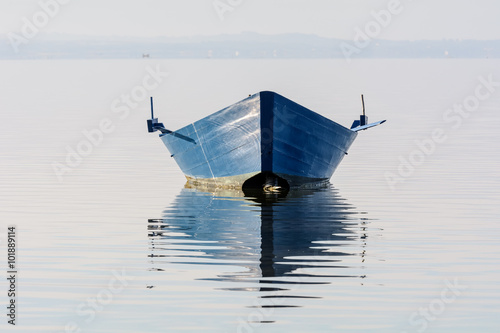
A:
[{"left": 147, "top": 91, "right": 385, "bottom": 190}]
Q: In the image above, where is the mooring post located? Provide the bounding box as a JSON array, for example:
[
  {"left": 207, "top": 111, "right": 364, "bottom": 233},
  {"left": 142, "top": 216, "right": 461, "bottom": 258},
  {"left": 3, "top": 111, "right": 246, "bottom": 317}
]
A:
[
  {"left": 361, "top": 94, "right": 365, "bottom": 116},
  {"left": 150, "top": 96, "right": 154, "bottom": 119},
  {"left": 360, "top": 94, "right": 368, "bottom": 126}
]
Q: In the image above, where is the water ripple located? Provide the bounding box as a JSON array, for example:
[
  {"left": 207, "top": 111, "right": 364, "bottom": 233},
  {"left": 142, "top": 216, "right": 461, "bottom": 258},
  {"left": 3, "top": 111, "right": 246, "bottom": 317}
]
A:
[{"left": 148, "top": 184, "right": 373, "bottom": 317}]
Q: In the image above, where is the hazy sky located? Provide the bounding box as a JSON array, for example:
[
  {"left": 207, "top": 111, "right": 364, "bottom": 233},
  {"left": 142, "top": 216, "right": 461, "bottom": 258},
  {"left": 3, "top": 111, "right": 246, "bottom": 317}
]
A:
[{"left": 1, "top": 0, "right": 499, "bottom": 40}]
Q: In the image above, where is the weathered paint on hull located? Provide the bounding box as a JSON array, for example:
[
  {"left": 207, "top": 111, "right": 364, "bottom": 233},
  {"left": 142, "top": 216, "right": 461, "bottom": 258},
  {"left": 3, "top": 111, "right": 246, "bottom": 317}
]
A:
[
  {"left": 185, "top": 172, "right": 260, "bottom": 189},
  {"left": 185, "top": 173, "right": 330, "bottom": 190},
  {"left": 160, "top": 91, "right": 357, "bottom": 188}
]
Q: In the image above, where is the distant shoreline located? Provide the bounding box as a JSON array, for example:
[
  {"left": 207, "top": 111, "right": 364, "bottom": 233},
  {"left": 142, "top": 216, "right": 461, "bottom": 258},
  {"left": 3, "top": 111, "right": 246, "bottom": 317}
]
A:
[{"left": 1, "top": 32, "right": 499, "bottom": 60}]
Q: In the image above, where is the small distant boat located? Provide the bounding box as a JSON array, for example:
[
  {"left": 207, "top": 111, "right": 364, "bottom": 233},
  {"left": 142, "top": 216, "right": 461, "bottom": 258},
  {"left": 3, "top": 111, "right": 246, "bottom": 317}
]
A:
[{"left": 147, "top": 91, "right": 385, "bottom": 190}]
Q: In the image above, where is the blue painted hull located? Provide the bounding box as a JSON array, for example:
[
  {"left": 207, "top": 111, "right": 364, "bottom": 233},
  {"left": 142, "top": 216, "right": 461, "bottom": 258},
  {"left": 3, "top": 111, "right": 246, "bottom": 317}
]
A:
[{"left": 159, "top": 91, "right": 357, "bottom": 188}]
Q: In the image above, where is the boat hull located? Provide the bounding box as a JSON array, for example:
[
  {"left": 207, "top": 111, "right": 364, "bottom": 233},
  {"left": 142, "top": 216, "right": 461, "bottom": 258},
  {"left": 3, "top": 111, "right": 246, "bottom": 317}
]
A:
[{"left": 160, "top": 91, "right": 357, "bottom": 189}]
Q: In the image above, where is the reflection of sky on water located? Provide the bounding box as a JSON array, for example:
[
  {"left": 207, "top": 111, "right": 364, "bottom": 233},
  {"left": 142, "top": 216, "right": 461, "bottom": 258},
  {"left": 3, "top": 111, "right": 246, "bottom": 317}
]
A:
[{"left": 148, "top": 185, "right": 372, "bottom": 291}]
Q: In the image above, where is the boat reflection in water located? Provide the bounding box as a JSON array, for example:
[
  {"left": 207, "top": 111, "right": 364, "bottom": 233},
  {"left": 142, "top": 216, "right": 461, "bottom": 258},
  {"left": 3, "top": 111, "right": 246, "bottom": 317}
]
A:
[{"left": 148, "top": 184, "right": 371, "bottom": 294}]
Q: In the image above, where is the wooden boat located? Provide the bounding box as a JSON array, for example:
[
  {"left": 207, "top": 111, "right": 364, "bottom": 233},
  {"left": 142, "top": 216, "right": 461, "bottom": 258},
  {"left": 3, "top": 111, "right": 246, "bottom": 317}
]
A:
[{"left": 147, "top": 91, "right": 385, "bottom": 190}]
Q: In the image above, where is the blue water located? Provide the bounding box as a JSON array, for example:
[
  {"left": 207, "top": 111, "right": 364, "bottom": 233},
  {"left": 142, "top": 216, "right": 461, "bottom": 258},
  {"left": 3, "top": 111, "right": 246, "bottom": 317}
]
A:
[{"left": 0, "top": 59, "right": 499, "bottom": 332}]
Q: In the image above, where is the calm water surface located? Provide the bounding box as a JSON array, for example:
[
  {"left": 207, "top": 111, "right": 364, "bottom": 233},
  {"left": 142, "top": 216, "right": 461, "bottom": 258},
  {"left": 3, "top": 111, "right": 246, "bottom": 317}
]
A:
[{"left": 0, "top": 59, "right": 499, "bottom": 332}]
